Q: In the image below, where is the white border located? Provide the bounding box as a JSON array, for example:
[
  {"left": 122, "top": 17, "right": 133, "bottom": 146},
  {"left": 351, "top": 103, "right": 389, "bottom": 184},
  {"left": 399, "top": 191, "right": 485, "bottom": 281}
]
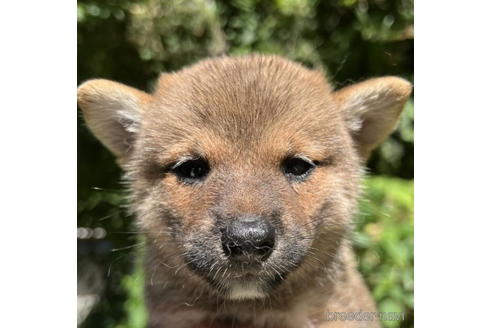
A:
[
  {"left": 416, "top": 1, "right": 492, "bottom": 326},
  {"left": 0, "top": 1, "right": 76, "bottom": 327}
]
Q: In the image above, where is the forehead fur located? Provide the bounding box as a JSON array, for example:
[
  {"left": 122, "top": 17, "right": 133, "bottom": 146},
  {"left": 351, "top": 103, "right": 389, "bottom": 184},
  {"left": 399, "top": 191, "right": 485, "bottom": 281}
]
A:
[{"left": 138, "top": 55, "right": 346, "bottom": 162}]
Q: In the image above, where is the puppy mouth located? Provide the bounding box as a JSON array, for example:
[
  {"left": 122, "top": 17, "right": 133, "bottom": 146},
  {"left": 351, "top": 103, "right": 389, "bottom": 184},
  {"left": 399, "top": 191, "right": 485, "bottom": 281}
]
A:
[
  {"left": 203, "top": 263, "right": 287, "bottom": 300},
  {"left": 182, "top": 235, "right": 308, "bottom": 299}
]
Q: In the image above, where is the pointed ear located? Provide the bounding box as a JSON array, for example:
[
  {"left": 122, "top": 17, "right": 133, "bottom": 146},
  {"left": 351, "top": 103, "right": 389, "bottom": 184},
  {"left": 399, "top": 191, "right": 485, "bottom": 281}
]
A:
[
  {"left": 333, "top": 77, "right": 412, "bottom": 161},
  {"left": 77, "top": 79, "right": 152, "bottom": 165}
]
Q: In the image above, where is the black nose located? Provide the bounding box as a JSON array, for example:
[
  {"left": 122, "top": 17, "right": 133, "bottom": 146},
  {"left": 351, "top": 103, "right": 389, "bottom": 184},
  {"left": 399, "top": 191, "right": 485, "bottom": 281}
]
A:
[{"left": 221, "top": 216, "right": 275, "bottom": 261}]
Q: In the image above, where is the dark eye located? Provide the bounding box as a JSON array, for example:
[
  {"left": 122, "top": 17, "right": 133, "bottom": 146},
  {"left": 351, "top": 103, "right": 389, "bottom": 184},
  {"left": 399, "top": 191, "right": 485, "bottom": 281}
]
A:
[
  {"left": 282, "top": 157, "right": 316, "bottom": 180},
  {"left": 172, "top": 158, "right": 210, "bottom": 182}
]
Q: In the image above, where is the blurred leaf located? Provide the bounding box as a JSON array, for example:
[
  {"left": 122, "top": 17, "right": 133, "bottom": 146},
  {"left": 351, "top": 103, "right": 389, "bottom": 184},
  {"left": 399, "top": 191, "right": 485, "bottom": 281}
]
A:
[{"left": 355, "top": 177, "right": 413, "bottom": 328}]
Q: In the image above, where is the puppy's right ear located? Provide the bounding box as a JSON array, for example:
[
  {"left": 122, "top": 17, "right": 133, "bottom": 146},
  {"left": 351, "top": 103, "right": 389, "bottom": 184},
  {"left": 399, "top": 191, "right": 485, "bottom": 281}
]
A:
[
  {"left": 77, "top": 79, "right": 152, "bottom": 165},
  {"left": 333, "top": 77, "right": 412, "bottom": 161}
]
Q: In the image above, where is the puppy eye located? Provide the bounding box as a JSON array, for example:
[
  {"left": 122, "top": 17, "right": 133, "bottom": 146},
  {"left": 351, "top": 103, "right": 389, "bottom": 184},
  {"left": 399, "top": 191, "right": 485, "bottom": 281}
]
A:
[
  {"left": 172, "top": 158, "right": 210, "bottom": 182},
  {"left": 282, "top": 157, "right": 316, "bottom": 179}
]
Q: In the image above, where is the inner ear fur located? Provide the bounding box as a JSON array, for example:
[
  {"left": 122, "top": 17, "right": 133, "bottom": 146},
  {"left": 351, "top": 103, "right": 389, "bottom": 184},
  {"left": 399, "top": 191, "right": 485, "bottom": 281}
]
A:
[
  {"left": 333, "top": 76, "right": 412, "bottom": 161},
  {"left": 77, "top": 79, "right": 152, "bottom": 165}
]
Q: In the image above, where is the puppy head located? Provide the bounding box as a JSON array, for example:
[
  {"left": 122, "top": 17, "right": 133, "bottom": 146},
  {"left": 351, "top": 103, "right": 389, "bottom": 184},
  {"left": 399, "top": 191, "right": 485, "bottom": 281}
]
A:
[{"left": 78, "top": 55, "right": 411, "bottom": 300}]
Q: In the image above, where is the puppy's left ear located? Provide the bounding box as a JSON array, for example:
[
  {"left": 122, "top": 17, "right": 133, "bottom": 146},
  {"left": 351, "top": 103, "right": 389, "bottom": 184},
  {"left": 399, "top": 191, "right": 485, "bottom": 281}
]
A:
[{"left": 333, "top": 77, "right": 412, "bottom": 161}]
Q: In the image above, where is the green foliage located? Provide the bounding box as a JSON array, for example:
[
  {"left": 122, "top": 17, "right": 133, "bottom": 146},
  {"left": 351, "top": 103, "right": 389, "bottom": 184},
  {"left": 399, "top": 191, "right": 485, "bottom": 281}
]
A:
[
  {"left": 77, "top": 188, "right": 133, "bottom": 328},
  {"left": 78, "top": 1, "right": 413, "bottom": 327},
  {"left": 116, "top": 250, "right": 148, "bottom": 328},
  {"left": 354, "top": 177, "right": 414, "bottom": 328}
]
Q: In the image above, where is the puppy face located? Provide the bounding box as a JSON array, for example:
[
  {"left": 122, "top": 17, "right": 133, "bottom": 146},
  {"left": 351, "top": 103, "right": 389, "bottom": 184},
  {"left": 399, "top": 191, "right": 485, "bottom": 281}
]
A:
[{"left": 78, "top": 55, "right": 411, "bottom": 301}]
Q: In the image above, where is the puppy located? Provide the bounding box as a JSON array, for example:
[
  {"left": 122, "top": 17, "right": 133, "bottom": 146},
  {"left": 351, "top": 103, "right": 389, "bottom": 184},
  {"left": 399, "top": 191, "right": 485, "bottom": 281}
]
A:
[{"left": 78, "top": 55, "right": 412, "bottom": 328}]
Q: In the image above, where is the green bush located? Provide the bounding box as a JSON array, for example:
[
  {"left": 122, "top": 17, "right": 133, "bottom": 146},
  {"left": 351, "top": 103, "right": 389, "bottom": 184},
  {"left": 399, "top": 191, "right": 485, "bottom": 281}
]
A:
[{"left": 354, "top": 177, "right": 414, "bottom": 328}]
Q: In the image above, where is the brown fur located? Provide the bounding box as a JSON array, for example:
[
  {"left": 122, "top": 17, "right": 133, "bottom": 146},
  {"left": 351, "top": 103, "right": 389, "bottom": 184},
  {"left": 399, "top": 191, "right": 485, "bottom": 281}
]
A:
[{"left": 78, "top": 55, "right": 412, "bottom": 328}]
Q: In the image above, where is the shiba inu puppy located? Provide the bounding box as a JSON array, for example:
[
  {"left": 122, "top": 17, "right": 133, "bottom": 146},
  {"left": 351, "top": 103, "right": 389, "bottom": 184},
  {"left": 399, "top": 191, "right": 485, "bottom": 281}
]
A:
[{"left": 78, "top": 55, "right": 412, "bottom": 328}]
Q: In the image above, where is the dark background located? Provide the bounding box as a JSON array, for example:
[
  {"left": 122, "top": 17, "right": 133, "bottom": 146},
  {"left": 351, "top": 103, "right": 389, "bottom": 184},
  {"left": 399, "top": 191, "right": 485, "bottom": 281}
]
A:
[{"left": 77, "top": 1, "right": 413, "bottom": 327}]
